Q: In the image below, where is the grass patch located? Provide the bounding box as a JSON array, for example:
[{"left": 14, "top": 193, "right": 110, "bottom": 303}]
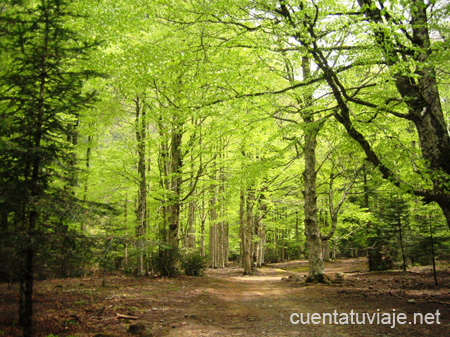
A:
[
  {"left": 285, "top": 266, "right": 309, "bottom": 273},
  {"left": 261, "top": 267, "right": 287, "bottom": 273},
  {"left": 74, "top": 300, "right": 88, "bottom": 305}
]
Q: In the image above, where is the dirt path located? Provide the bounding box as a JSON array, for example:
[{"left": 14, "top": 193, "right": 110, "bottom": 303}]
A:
[
  {"left": 1, "top": 258, "right": 449, "bottom": 336},
  {"left": 168, "top": 270, "right": 347, "bottom": 337}
]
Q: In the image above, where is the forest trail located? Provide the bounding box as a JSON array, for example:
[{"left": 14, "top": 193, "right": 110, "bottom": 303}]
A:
[
  {"left": 1, "top": 258, "right": 449, "bottom": 337},
  {"left": 168, "top": 264, "right": 352, "bottom": 337}
]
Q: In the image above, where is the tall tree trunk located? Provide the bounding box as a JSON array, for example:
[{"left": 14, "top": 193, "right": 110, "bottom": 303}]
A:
[
  {"left": 158, "top": 129, "right": 170, "bottom": 243},
  {"left": 301, "top": 56, "right": 324, "bottom": 280},
  {"left": 19, "top": 14, "right": 50, "bottom": 332},
  {"left": 239, "top": 189, "right": 245, "bottom": 267},
  {"left": 209, "top": 183, "right": 219, "bottom": 268},
  {"left": 65, "top": 115, "right": 79, "bottom": 196},
  {"left": 331, "top": 239, "right": 337, "bottom": 260},
  {"left": 397, "top": 197, "right": 407, "bottom": 272},
  {"left": 124, "top": 195, "right": 129, "bottom": 270},
  {"left": 187, "top": 199, "right": 196, "bottom": 250},
  {"left": 218, "top": 225, "right": 225, "bottom": 267},
  {"left": 322, "top": 240, "right": 330, "bottom": 262},
  {"left": 81, "top": 134, "right": 92, "bottom": 232},
  {"left": 243, "top": 188, "right": 254, "bottom": 275},
  {"left": 303, "top": 122, "right": 324, "bottom": 278},
  {"left": 254, "top": 187, "right": 267, "bottom": 267},
  {"left": 255, "top": 219, "right": 265, "bottom": 267},
  {"left": 167, "top": 126, "right": 182, "bottom": 272},
  {"left": 199, "top": 198, "right": 206, "bottom": 257},
  {"left": 254, "top": 218, "right": 261, "bottom": 267},
  {"left": 363, "top": 164, "right": 371, "bottom": 257},
  {"left": 209, "top": 143, "right": 228, "bottom": 268},
  {"left": 295, "top": 211, "right": 302, "bottom": 259},
  {"left": 219, "top": 149, "right": 227, "bottom": 267},
  {"left": 198, "top": 124, "right": 206, "bottom": 256},
  {"left": 223, "top": 222, "right": 229, "bottom": 266},
  {"left": 186, "top": 120, "right": 197, "bottom": 251},
  {"left": 135, "top": 97, "right": 147, "bottom": 276}
]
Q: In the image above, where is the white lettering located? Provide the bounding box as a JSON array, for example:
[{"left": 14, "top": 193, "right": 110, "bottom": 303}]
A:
[
  {"left": 310, "top": 313, "right": 321, "bottom": 324},
  {"left": 424, "top": 313, "right": 435, "bottom": 325},
  {"left": 289, "top": 309, "right": 441, "bottom": 326},
  {"left": 435, "top": 310, "right": 441, "bottom": 325}
]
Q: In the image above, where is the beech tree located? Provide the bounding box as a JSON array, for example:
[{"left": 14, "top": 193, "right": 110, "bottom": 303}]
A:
[{"left": 272, "top": 0, "right": 450, "bottom": 227}]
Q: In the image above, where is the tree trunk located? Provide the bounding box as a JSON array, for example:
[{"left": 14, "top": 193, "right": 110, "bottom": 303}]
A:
[
  {"left": 199, "top": 198, "right": 206, "bottom": 257},
  {"left": 255, "top": 220, "right": 265, "bottom": 267},
  {"left": 243, "top": 188, "right": 253, "bottom": 275},
  {"left": 255, "top": 187, "right": 268, "bottom": 267},
  {"left": 167, "top": 126, "right": 183, "bottom": 273},
  {"left": 158, "top": 131, "right": 170, "bottom": 243},
  {"left": 219, "top": 155, "right": 227, "bottom": 267},
  {"left": 301, "top": 57, "right": 324, "bottom": 280},
  {"left": 218, "top": 221, "right": 224, "bottom": 267},
  {"left": 135, "top": 97, "right": 147, "bottom": 276},
  {"left": 124, "top": 196, "right": 129, "bottom": 270},
  {"left": 81, "top": 134, "right": 92, "bottom": 232},
  {"left": 397, "top": 202, "right": 407, "bottom": 272},
  {"left": 331, "top": 239, "right": 337, "bottom": 260},
  {"left": 187, "top": 199, "right": 196, "bottom": 250},
  {"left": 239, "top": 189, "right": 245, "bottom": 267},
  {"left": 198, "top": 126, "right": 206, "bottom": 257},
  {"left": 65, "top": 115, "right": 79, "bottom": 196},
  {"left": 295, "top": 211, "right": 302, "bottom": 259},
  {"left": 223, "top": 222, "right": 229, "bottom": 266},
  {"left": 186, "top": 128, "right": 197, "bottom": 251},
  {"left": 322, "top": 240, "right": 330, "bottom": 262},
  {"left": 209, "top": 184, "right": 219, "bottom": 268}
]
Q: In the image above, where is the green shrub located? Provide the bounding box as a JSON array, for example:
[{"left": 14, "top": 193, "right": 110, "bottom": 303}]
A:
[
  {"left": 182, "top": 253, "right": 205, "bottom": 276},
  {"left": 151, "top": 245, "right": 180, "bottom": 277}
]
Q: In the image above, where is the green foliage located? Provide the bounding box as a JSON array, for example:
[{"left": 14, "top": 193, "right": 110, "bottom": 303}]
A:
[
  {"left": 408, "top": 209, "right": 450, "bottom": 266},
  {"left": 1, "top": 0, "right": 449, "bottom": 289},
  {"left": 0, "top": 235, "right": 21, "bottom": 282},
  {"left": 0, "top": 0, "right": 99, "bottom": 235},
  {"left": 367, "top": 233, "right": 395, "bottom": 271},
  {"left": 182, "top": 252, "right": 206, "bottom": 276},
  {"left": 34, "top": 230, "right": 95, "bottom": 279},
  {"left": 0, "top": 228, "right": 96, "bottom": 282},
  {"left": 151, "top": 245, "right": 181, "bottom": 277}
]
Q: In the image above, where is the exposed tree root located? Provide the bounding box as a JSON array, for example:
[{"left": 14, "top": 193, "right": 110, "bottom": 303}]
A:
[{"left": 305, "top": 274, "right": 332, "bottom": 284}]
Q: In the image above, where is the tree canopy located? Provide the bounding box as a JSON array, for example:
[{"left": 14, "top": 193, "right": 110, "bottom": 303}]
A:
[{"left": 1, "top": 1, "right": 449, "bottom": 336}]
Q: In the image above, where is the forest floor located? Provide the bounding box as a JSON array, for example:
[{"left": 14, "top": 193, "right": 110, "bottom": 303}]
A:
[{"left": 1, "top": 258, "right": 450, "bottom": 337}]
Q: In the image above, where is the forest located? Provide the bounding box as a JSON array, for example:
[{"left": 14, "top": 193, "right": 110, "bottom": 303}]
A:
[{"left": 1, "top": 0, "right": 450, "bottom": 336}]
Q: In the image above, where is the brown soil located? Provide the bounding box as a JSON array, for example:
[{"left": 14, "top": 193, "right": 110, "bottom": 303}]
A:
[{"left": 1, "top": 258, "right": 449, "bottom": 337}]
